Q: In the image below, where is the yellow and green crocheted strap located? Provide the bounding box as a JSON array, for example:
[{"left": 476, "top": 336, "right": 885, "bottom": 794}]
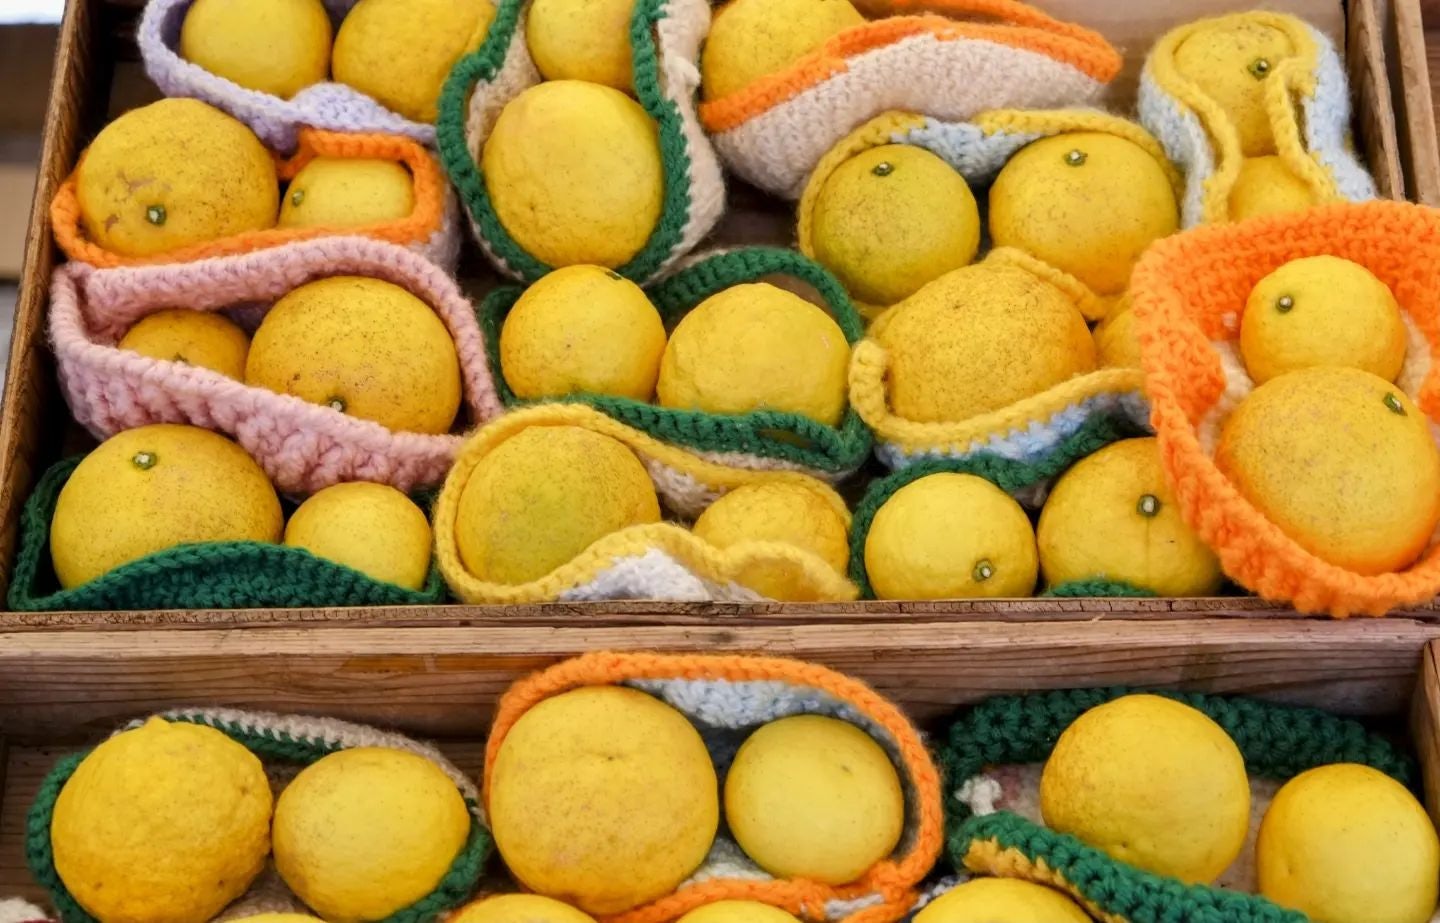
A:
[
  {"left": 432, "top": 404, "right": 859, "bottom": 604},
  {"left": 941, "top": 688, "right": 1417, "bottom": 923}
]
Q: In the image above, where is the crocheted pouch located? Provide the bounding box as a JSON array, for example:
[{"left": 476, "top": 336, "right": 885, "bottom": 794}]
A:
[
  {"left": 52, "top": 129, "right": 461, "bottom": 271},
  {"left": 1139, "top": 11, "right": 1375, "bottom": 227},
  {"left": 27, "top": 708, "right": 489, "bottom": 923},
  {"left": 484, "top": 651, "right": 942, "bottom": 923},
  {"left": 139, "top": 0, "right": 444, "bottom": 154},
  {"left": 49, "top": 236, "right": 504, "bottom": 496},
  {"left": 699, "top": 0, "right": 1121, "bottom": 200},
  {"left": 7, "top": 457, "right": 447, "bottom": 611},
  {"left": 433, "top": 404, "right": 859, "bottom": 604},
  {"left": 481, "top": 248, "right": 873, "bottom": 480},
  {"left": 435, "top": 0, "right": 724, "bottom": 285},
  {"left": 1130, "top": 199, "right": 1440, "bottom": 616},
  {"left": 798, "top": 108, "right": 1184, "bottom": 319},
  {"left": 939, "top": 688, "right": 1417, "bottom": 923}
]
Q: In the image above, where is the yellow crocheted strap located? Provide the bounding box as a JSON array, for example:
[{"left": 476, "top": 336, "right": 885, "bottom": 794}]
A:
[
  {"left": 431, "top": 404, "right": 857, "bottom": 604},
  {"left": 962, "top": 839, "right": 1131, "bottom": 923}
]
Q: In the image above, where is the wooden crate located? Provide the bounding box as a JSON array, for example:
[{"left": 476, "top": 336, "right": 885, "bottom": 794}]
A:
[{"left": 0, "top": 0, "right": 1435, "bottom": 625}]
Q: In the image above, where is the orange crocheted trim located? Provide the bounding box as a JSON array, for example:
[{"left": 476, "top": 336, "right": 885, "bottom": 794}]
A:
[
  {"left": 1131, "top": 199, "right": 1440, "bottom": 617},
  {"left": 51, "top": 129, "right": 446, "bottom": 268},
  {"left": 699, "top": 0, "right": 1121, "bottom": 133},
  {"left": 483, "top": 652, "right": 945, "bottom": 923}
]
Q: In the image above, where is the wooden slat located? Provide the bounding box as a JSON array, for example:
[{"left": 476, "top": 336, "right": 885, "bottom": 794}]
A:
[
  {"left": 1352, "top": 0, "right": 1408, "bottom": 199},
  {"left": 1390, "top": 0, "right": 1440, "bottom": 203},
  {"left": 1409, "top": 641, "right": 1440, "bottom": 829}
]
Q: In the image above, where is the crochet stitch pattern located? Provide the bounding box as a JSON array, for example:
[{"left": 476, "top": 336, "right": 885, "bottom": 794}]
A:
[
  {"left": 27, "top": 709, "right": 489, "bottom": 923},
  {"left": 435, "top": 0, "right": 724, "bottom": 285},
  {"left": 481, "top": 248, "right": 873, "bottom": 478},
  {"left": 939, "top": 688, "right": 1415, "bottom": 923},
  {"left": 484, "top": 652, "right": 943, "bottom": 923},
  {"left": 1130, "top": 199, "right": 1440, "bottom": 617},
  {"left": 698, "top": 0, "right": 1121, "bottom": 199},
  {"left": 432, "top": 404, "right": 859, "bottom": 604},
  {"left": 49, "top": 236, "right": 505, "bottom": 496},
  {"left": 8, "top": 457, "right": 447, "bottom": 612},
  {"left": 52, "top": 129, "right": 460, "bottom": 270}
]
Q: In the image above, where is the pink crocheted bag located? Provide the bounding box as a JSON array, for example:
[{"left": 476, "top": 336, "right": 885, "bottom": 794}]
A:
[{"left": 50, "top": 236, "right": 504, "bottom": 495}]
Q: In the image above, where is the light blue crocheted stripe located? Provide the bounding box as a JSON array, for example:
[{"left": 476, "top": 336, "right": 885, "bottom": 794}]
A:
[
  {"left": 1302, "top": 22, "right": 1377, "bottom": 202},
  {"left": 893, "top": 118, "right": 1041, "bottom": 186}
]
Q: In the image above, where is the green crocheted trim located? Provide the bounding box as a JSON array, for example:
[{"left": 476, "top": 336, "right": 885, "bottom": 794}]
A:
[
  {"left": 27, "top": 714, "right": 490, "bottom": 923},
  {"left": 1043, "top": 579, "right": 1156, "bottom": 598},
  {"left": 8, "top": 458, "right": 447, "bottom": 611},
  {"left": 436, "top": 0, "right": 695, "bottom": 284},
  {"left": 848, "top": 413, "right": 1142, "bottom": 596},
  {"left": 479, "top": 248, "right": 874, "bottom": 472}
]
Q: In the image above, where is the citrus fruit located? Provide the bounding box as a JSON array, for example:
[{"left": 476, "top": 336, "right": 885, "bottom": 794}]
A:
[
  {"left": 656, "top": 282, "right": 850, "bottom": 426},
  {"left": 677, "top": 901, "right": 802, "bottom": 923},
  {"left": 1216, "top": 366, "right": 1440, "bottom": 574},
  {"left": 278, "top": 157, "right": 415, "bottom": 229},
  {"left": 1040, "top": 694, "right": 1250, "bottom": 883},
  {"left": 500, "top": 265, "right": 667, "bottom": 401},
  {"left": 230, "top": 917, "right": 325, "bottom": 923},
  {"left": 284, "top": 482, "right": 432, "bottom": 590},
  {"left": 489, "top": 686, "right": 719, "bottom": 915},
  {"left": 864, "top": 472, "right": 1038, "bottom": 600},
  {"left": 1230, "top": 155, "right": 1316, "bottom": 220},
  {"left": 726, "top": 715, "right": 903, "bottom": 885},
  {"left": 1094, "top": 301, "right": 1142, "bottom": 369},
  {"left": 454, "top": 426, "right": 660, "bottom": 584},
  {"left": 50, "top": 424, "right": 282, "bottom": 589},
  {"left": 913, "top": 878, "right": 1092, "bottom": 923},
  {"left": 692, "top": 482, "right": 849, "bottom": 601},
  {"left": 452, "top": 895, "right": 597, "bottom": 923},
  {"left": 51, "top": 717, "right": 272, "bottom": 923},
  {"left": 811, "top": 144, "right": 981, "bottom": 305},
  {"left": 180, "top": 0, "right": 331, "bottom": 98},
  {"left": 118, "top": 308, "right": 251, "bottom": 379},
  {"left": 1172, "top": 18, "right": 1296, "bottom": 156},
  {"left": 1240, "top": 255, "right": 1406, "bottom": 384},
  {"left": 988, "top": 132, "right": 1179, "bottom": 294},
  {"left": 273, "top": 747, "right": 471, "bottom": 922},
  {"left": 484, "top": 80, "right": 662, "bottom": 268},
  {"left": 701, "top": 0, "right": 864, "bottom": 99},
  {"left": 527, "top": 0, "right": 636, "bottom": 92},
  {"left": 1038, "top": 438, "right": 1223, "bottom": 595}
]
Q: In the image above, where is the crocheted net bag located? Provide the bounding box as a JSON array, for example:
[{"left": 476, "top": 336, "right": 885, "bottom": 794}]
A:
[
  {"left": 1130, "top": 200, "right": 1440, "bottom": 617},
  {"left": 1139, "top": 11, "right": 1375, "bottom": 227},
  {"left": 483, "top": 652, "right": 943, "bottom": 923},
  {"left": 481, "top": 248, "right": 873, "bottom": 481},
  {"left": 938, "top": 688, "right": 1417, "bottom": 923},
  {"left": 27, "top": 709, "right": 489, "bottom": 923},
  {"left": 433, "top": 404, "right": 859, "bottom": 604},
  {"left": 700, "top": 0, "right": 1122, "bottom": 200},
  {"left": 139, "top": 0, "right": 448, "bottom": 154},
  {"left": 52, "top": 129, "right": 461, "bottom": 272},
  {"left": 436, "top": 0, "right": 724, "bottom": 286},
  {"left": 49, "top": 236, "right": 505, "bottom": 497}
]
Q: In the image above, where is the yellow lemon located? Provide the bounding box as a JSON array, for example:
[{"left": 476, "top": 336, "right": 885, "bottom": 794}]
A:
[
  {"left": 284, "top": 482, "right": 432, "bottom": 590},
  {"left": 50, "top": 424, "right": 282, "bottom": 589},
  {"left": 452, "top": 895, "right": 597, "bottom": 923},
  {"left": 1230, "top": 155, "right": 1316, "bottom": 220},
  {"left": 455, "top": 426, "right": 660, "bottom": 584},
  {"left": 1040, "top": 694, "right": 1250, "bottom": 884},
  {"left": 913, "top": 879, "right": 1093, "bottom": 923},
  {"left": 726, "top": 715, "right": 903, "bottom": 885},
  {"left": 988, "top": 132, "right": 1179, "bottom": 295},
  {"left": 1258, "top": 764, "right": 1440, "bottom": 923},
  {"left": 1172, "top": 19, "right": 1295, "bottom": 157},
  {"left": 490, "top": 686, "right": 719, "bottom": 915},
  {"left": 500, "top": 265, "right": 667, "bottom": 401},
  {"left": 180, "top": 0, "right": 331, "bottom": 98},
  {"left": 118, "top": 308, "right": 251, "bottom": 379},
  {"left": 230, "top": 918, "right": 325, "bottom": 923},
  {"left": 1240, "top": 255, "right": 1406, "bottom": 385},
  {"left": 865, "top": 473, "right": 1037, "bottom": 600},
  {"left": 1038, "top": 438, "right": 1222, "bottom": 596},
  {"left": 77, "top": 99, "right": 278, "bottom": 257},
  {"left": 51, "top": 717, "right": 272, "bottom": 923},
  {"left": 1216, "top": 367, "right": 1440, "bottom": 574},
  {"left": 278, "top": 157, "right": 415, "bottom": 229},
  {"left": 1094, "top": 302, "right": 1142, "bottom": 369},
  {"left": 702, "top": 0, "right": 864, "bottom": 100},
  {"left": 332, "top": 0, "right": 496, "bottom": 122},
  {"left": 273, "top": 748, "right": 471, "bottom": 923},
  {"left": 527, "top": 0, "right": 636, "bottom": 92},
  {"left": 657, "top": 282, "right": 850, "bottom": 426},
  {"left": 246, "top": 276, "right": 462, "bottom": 434},
  {"left": 692, "top": 482, "right": 850, "bottom": 601},
  {"left": 484, "top": 80, "right": 662, "bottom": 269},
  {"left": 877, "top": 261, "right": 1095, "bottom": 423},
  {"left": 676, "top": 902, "right": 802, "bottom": 923},
  {"left": 811, "top": 144, "right": 981, "bottom": 306}
]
